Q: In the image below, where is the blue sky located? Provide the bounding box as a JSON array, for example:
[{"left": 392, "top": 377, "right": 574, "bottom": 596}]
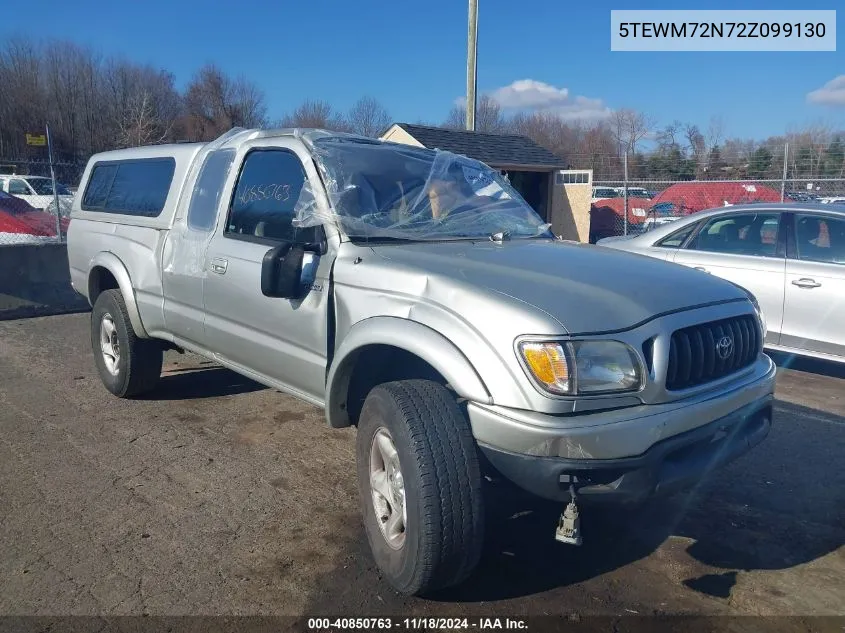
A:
[{"left": 2, "top": 0, "right": 843, "bottom": 140}]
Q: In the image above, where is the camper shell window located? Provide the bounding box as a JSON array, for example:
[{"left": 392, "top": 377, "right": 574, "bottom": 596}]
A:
[{"left": 82, "top": 158, "right": 176, "bottom": 217}]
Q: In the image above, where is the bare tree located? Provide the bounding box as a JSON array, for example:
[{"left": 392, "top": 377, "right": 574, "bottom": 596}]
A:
[
  {"left": 279, "top": 99, "right": 349, "bottom": 131},
  {"left": 346, "top": 96, "right": 391, "bottom": 138},
  {"left": 181, "top": 64, "right": 266, "bottom": 141},
  {"left": 684, "top": 123, "right": 707, "bottom": 177},
  {"left": 610, "top": 108, "right": 655, "bottom": 156},
  {"left": 443, "top": 95, "right": 506, "bottom": 133},
  {"left": 706, "top": 115, "right": 725, "bottom": 152},
  {"left": 102, "top": 60, "right": 181, "bottom": 148},
  {"left": 786, "top": 121, "right": 834, "bottom": 178},
  {"left": 0, "top": 37, "right": 46, "bottom": 158}
]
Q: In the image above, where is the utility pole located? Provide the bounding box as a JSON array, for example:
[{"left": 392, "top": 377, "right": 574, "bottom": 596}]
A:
[
  {"left": 466, "top": 0, "right": 478, "bottom": 131},
  {"left": 780, "top": 142, "right": 789, "bottom": 202}
]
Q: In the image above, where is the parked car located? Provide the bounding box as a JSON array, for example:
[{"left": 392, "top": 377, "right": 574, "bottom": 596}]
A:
[
  {"left": 67, "top": 128, "right": 775, "bottom": 596},
  {"left": 614, "top": 186, "right": 652, "bottom": 199},
  {"left": 0, "top": 174, "right": 74, "bottom": 212},
  {"left": 819, "top": 196, "right": 845, "bottom": 206},
  {"left": 786, "top": 191, "right": 821, "bottom": 203},
  {"left": 591, "top": 185, "right": 620, "bottom": 202},
  {"left": 599, "top": 203, "right": 845, "bottom": 363},
  {"left": 0, "top": 190, "right": 68, "bottom": 239},
  {"left": 589, "top": 197, "right": 651, "bottom": 242}
]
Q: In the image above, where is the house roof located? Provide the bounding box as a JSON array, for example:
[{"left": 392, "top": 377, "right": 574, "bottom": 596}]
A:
[{"left": 390, "top": 123, "right": 566, "bottom": 169}]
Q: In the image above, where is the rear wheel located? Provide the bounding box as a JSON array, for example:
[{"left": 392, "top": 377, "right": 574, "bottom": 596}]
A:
[
  {"left": 355, "top": 380, "right": 484, "bottom": 596},
  {"left": 91, "top": 289, "right": 162, "bottom": 397}
]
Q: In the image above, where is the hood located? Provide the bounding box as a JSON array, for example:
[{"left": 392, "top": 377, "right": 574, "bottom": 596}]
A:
[{"left": 369, "top": 238, "right": 747, "bottom": 334}]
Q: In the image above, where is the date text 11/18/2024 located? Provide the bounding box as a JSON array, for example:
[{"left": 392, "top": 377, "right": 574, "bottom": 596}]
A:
[{"left": 307, "top": 617, "right": 528, "bottom": 630}]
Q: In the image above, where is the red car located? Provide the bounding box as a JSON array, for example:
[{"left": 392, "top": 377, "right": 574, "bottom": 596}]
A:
[{"left": 0, "top": 191, "right": 69, "bottom": 237}]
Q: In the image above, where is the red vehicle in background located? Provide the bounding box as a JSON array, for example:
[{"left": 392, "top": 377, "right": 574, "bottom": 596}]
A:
[
  {"left": 0, "top": 190, "right": 69, "bottom": 242},
  {"left": 589, "top": 182, "right": 788, "bottom": 243}
]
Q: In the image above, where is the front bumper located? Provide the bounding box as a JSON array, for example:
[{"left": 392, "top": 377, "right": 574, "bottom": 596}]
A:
[
  {"left": 468, "top": 355, "right": 777, "bottom": 504},
  {"left": 479, "top": 399, "right": 772, "bottom": 504}
]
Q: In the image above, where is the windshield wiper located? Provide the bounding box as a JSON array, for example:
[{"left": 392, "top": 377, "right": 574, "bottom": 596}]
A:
[{"left": 489, "top": 230, "right": 511, "bottom": 243}]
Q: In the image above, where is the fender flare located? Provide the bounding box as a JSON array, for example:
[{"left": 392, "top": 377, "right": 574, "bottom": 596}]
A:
[
  {"left": 325, "top": 317, "right": 493, "bottom": 428},
  {"left": 88, "top": 252, "right": 149, "bottom": 338}
]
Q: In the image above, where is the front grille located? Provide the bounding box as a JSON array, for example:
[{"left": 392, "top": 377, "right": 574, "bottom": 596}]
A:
[{"left": 666, "top": 315, "right": 761, "bottom": 391}]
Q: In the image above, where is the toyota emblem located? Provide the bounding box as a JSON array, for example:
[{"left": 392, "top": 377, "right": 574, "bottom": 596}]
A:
[{"left": 716, "top": 336, "right": 734, "bottom": 360}]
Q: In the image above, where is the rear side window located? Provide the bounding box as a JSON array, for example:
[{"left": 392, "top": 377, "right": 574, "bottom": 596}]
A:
[
  {"left": 82, "top": 158, "right": 175, "bottom": 217},
  {"left": 656, "top": 223, "right": 696, "bottom": 248}
]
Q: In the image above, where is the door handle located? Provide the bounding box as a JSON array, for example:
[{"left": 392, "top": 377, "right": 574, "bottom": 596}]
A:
[
  {"left": 210, "top": 258, "right": 228, "bottom": 274},
  {"left": 792, "top": 277, "right": 821, "bottom": 289},
  {"left": 694, "top": 266, "right": 710, "bottom": 273}
]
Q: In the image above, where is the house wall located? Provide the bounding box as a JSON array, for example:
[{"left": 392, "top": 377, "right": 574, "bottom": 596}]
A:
[
  {"left": 379, "top": 126, "right": 424, "bottom": 147},
  {"left": 549, "top": 172, "right": 593, "bottom": 242}
]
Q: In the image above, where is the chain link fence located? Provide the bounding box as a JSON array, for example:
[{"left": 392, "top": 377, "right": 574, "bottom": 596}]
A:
[
  {"left": 0, "top": 158, "right": 84, "bottom": 246},
  {"left": 587, "top": 141, "right": 845, "bottom": 242}
]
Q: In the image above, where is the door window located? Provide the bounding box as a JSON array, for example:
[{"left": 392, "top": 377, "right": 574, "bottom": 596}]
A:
[
  {"left": 688, "top": 212, "right": 780, "bottom": 257},
  {"left": 225, "top": 149, "right": 318, "bottom": 243},
  {"left": 9, "top": 179, "right": 30, "bottom": 195},
  {"left": 794, "top": 214, "right": 845, "bottom": 265}
]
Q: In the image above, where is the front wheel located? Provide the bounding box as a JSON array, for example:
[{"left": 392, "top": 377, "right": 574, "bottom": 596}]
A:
[{"left": 356, "top": 380, "right": 484, "bottom": 596}]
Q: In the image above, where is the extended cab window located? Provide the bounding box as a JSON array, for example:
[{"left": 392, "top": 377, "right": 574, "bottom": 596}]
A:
[
  {"left": 187, "top": 149, "right": 236, "bottom": 232},
  {"left": 226, "top": 149, "right": 318, "bottom": 243},
  {"left": 82, "top": 158, "right": 175, "bottom": 216},
  {"left": 688, "top": 212, "right": 780, "bottom": 257}
]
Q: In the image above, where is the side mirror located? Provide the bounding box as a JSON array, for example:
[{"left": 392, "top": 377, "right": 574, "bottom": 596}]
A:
[{"left": 261, "top": 242, "right": 305, "bottom": 298}]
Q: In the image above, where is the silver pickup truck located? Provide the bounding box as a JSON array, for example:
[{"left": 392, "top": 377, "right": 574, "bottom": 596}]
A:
[{"left": 67, "top": 127, "right": 776, "bottom": 596}]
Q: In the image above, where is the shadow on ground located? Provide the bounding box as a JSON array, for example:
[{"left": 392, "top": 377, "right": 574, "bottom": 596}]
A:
[
  {"left": 137, "top": 365, "right": 266, "bottom": 400},
  {"left": 300, "top": 399, "right": 845, "bottom": 613}
]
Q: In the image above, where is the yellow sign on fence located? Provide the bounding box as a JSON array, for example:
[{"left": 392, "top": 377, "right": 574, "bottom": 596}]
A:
[{"left": 26, "top": 133, "right": 47, "bottom": 147}]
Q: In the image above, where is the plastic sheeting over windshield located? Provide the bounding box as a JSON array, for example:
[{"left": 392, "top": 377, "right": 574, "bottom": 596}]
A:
[{"left": 292, "top": 136, "right": 552, "bottom": 241}]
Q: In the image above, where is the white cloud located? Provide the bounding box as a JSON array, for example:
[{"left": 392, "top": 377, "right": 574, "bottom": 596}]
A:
[
  {"left": 459, "top": 79, "right": 611, "bottom": 122},
  {"left": 807, "top": 75, "right": 845, "bottom": 106},
  {"left": 489, "top": 79, "right": 570, "bottom": 109}
]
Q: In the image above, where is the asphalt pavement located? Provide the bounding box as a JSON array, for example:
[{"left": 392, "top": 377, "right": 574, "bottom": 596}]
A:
[{"left": 1, "top": 314, "right": 843, "bottom": 621}]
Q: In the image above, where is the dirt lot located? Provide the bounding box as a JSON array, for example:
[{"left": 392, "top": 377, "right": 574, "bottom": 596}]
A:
[{"left": 1, "top": 313, "right": 843, "bottom": 621}]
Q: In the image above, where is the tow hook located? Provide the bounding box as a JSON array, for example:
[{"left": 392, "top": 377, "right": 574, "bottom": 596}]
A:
[{"left": 555, "top": 484, "right": 583, "bottom": 546}]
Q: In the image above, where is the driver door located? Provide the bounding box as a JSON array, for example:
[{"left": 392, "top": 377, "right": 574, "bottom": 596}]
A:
[
  {"left": 670, "top": 210, "right": 786, "bottom": 346},
  {"left": 202, "top": 139, "right": 334, "bottom": 404}
]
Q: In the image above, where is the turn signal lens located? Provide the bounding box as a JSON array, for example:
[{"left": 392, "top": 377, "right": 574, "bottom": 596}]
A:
[{"left": 520, "top": 342, "right": 572, "bottom": 394}]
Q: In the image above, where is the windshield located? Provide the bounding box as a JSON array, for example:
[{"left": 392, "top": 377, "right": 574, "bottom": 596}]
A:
[
  {"left": 299, "top": 138, "right": 552, "bottom": 241},
  {"left": 28, "top": 178, "right": 71, "bottom": 196}
]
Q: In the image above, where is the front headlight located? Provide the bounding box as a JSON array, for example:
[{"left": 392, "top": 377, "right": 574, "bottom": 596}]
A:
[{"left": 518, "top": 340, "right": 643, "bottom": 396}]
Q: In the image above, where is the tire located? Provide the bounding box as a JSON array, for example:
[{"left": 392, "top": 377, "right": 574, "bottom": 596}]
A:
[
  {"left": 91, "top": 289, "right": 162, "bottom": 397},
  {"left": 355, "top": 379, "right": 484, "bottom": 596}
]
